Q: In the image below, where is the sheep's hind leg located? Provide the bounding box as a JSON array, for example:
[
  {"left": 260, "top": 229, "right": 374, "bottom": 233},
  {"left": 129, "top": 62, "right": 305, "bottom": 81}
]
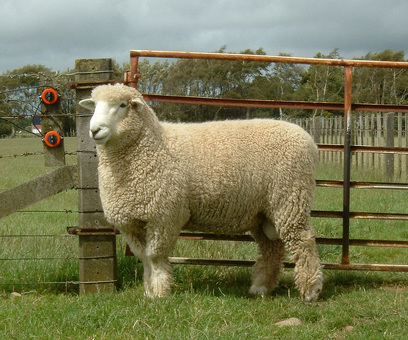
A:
[
  {"left": 249, "top": 220, "right": 285, "bottom": 296},
  {"left": 277, "top": 223, "right": 323, "bottom": 302},
  {"left": 290, "top": 232, "right": 323, "bottom": 302}
]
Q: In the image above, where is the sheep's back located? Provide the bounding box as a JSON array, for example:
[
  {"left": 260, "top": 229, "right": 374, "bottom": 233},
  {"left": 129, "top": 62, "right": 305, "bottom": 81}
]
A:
[
  {"left": 162, "top": 119, "right": 317, "bottom": 231},
  {"left": 163, "top": 119, "right": 317, "bottom": 175}
]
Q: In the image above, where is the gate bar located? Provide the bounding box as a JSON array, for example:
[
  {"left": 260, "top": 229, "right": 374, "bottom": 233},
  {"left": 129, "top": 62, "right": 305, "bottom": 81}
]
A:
[
  {"left": 342, "top": 66, "right": 353, "bottom": 264},
  {"left": 140, "top": 93, "right": 408, "bottom": 113},
  {"left": 128, "top": 49, "right": 408, "bottom": 272},
  {"left": 167, "top": 258, "right": 408, "bottom": 272},
  {"left": 130, "top": 50, "right": 408, "bottom": 69}
]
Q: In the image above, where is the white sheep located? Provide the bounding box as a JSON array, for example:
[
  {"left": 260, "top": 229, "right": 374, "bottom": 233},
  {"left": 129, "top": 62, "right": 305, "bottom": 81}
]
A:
[{"left": 79, "top": 84, "right": 323, "bottom": 301}]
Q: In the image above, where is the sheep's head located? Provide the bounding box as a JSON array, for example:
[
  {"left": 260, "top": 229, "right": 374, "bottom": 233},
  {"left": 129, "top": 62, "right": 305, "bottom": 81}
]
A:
[{"left": 79, "top": 84, "right": 145, "bottom": 146}]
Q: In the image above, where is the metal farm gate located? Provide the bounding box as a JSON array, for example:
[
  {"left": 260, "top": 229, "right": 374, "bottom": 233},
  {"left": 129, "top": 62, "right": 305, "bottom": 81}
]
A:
[{"left": 125, "top": 50, "right": 408, "bottom": 272}]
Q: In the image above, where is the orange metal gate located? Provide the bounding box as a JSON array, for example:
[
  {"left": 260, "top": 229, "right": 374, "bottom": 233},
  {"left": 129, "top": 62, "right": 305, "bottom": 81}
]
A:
[{"left": 126, "top": 50, "right": 408, "bottom": 272}]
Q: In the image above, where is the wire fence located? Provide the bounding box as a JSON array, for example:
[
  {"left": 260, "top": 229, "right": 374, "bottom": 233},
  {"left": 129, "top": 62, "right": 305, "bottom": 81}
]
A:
[
  {"left": 0, "top": 144, "right": 129, "bottom": 293},
  {"left": 0, "top": 150, "right": 76, "bottom": 159},
  {"left": 0, "top": 133, "right": 81, "bottom": 292},
  {"left": 2, "top": 56, "right": 408, "bottom": 292}
]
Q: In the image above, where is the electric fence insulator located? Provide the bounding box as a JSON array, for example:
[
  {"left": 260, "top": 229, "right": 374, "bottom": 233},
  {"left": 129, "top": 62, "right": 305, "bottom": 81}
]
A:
[
  {"left": 41, "top": 88, "right": 59, "bottom": 105},
  {"left": 43, "top": 131, "right": 62, "bottom": 147}
]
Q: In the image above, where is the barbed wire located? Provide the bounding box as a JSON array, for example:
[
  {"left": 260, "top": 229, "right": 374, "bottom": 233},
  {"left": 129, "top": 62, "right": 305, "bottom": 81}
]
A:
[
  {"left": 0, "top": 280, "right": 117, "bottom": 287},
  {"left": 0, "top": 233, "right": 75, "bottom": 237},
  {"left": 0, "top": 86, "right": 44, "bottom": 95},
  {"left": 0, "top": 257, "right": 77, "bottom": 262},
  {"left": 0, "top": 151, "right": 43, "bottom": 159},
  {"left": 0, "top": 72, "right": 72, "bottom": 79},
  {"left": 0, "top": 116, "right": 42, "bottom": 137},
  {"left": 64, "top": 70, "right": 113, "bottom": 76},
  {"left": 0, "top": 112, "right": 76, "bottom": 118},
  {"left": 8, "top": 209, "right": 77, "bottom": 214},
  {"left": 0, "top": 151, "right": 77, "bottom": 159},
  {"left": 7, "top": 209, "right": 77, "bottom": 213},
  {"left": 0, "top": 73, "right": 43, "bottom": 79},
  {"left": 1, "top": 78, "right": 98, "bottom": 290}
]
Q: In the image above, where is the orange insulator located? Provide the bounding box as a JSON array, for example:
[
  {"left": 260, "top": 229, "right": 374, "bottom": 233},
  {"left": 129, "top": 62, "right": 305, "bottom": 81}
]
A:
[
  {"left": 41, "top": 88, "right": 59, "bottom": 105},
  {"left": 43, "top": 131, "right": 62, "bottom": 147}
]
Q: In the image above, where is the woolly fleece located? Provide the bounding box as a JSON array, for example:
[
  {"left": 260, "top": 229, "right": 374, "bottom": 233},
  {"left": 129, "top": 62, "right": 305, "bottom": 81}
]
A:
[{"left": 82, "top": 84, "right": 323, "bottom": 301}]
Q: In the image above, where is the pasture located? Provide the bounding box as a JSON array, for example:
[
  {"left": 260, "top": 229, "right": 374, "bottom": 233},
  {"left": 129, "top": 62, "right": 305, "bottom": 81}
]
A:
[{"left": 1, "top": 137, "right": 408, "bottom": 339}]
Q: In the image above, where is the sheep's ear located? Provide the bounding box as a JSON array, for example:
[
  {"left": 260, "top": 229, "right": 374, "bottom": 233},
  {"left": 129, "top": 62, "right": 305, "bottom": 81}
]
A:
[
  {"left": 131, "top": 98, "right": 144, "bottom": 110},
  {"left": 79, "top": 99, "right": 95, "bottom": 111}
]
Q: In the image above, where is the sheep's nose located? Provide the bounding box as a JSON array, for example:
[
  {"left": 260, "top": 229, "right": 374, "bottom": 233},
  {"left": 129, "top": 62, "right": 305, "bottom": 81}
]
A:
[{"left": 90, "top": 128, "right": 101, "bottom": 138}]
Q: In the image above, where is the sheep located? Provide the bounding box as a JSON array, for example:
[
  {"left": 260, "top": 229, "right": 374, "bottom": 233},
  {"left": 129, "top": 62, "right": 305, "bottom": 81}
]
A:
[{"left": 79, "top": 83, "right": 323, "bottom": 301}]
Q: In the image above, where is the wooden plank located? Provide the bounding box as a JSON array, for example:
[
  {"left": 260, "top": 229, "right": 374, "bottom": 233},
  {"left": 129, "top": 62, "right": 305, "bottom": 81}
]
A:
[{"left": 0, "top": 165, "right": 77, "bottom": 218}]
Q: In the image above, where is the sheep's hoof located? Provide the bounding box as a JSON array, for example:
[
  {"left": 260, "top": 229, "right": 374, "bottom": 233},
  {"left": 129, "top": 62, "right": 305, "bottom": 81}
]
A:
[
  {"left": 144, "top": 284, "right": 172, "bottom": 298},
  {"left": 303, "top": 296, "right": 313, "bottom": 302},
  {"left": 249, "top": 285, "right": 268, "bottom": 297},
  {"left": 302, "top": 294, "right": 319, "bottom": 302},
  {"left": 144, "top": 290, "right": 169, "bottom": 298}
]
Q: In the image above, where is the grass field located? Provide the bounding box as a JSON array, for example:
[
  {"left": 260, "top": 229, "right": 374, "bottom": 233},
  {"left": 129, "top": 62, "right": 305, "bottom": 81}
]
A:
[{"left": 1, "top": 137, "right": 408, "bottom": 339}]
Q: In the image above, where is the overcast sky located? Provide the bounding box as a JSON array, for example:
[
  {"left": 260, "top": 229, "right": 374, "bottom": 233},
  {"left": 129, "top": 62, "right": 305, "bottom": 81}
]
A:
[{"left": 1, "top": 0, "right": 407, "bottom": 73}]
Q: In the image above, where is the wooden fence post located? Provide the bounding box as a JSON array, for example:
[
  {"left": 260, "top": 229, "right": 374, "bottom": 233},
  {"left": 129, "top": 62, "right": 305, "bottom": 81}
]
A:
[
  {"left": 376, "top": 113, "right": 382, "bottom": 172},
  {"left": 406, "top": 113, "right": 408, "bottom": 179},
  {"left": 40, "top": 82, "right": 66, "bottom": 167},
  {"left": 313, "top": 116, "right": 321, "bottom": 144},
  {"left": 74, "top": 59, "right": 117, "bottom": 294},
  {"left": 385, "top": 112, "right": 395, "bottom": 180}
]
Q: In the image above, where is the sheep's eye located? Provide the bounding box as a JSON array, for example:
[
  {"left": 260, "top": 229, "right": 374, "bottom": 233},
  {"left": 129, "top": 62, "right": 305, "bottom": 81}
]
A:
[{"left": 119, "top": 103, "right": 127, "bottom": 108}]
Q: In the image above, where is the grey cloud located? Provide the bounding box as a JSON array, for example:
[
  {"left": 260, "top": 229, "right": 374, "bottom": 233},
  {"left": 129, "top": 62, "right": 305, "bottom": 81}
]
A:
[{"left": 1, "top": 0, "right": 407, "bottom": 72}]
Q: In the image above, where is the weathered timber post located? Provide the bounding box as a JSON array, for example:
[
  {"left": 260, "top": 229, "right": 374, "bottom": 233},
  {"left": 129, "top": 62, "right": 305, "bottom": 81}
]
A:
[
  {"left": 406, "top": 113, "right": 408, "bottom": 180},
  {"left": 40, "top": 82, "right": 66, "bottom": 167},
  {"left": 384, "top": 112, "right": 395, "bottom": 180},
  {"left": 74, "top": 59, "right": 117, "bottom": 294},
  {"left": 312, "top": 116, "right": 321, "bottom": 144},
  {"left": 312, "top": 116, "right": 321, "bottom": 162}
]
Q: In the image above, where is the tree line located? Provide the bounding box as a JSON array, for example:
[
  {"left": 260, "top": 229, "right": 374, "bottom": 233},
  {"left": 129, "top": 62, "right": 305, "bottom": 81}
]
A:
[
  {"left": 134, "top": 47, "right": 408, "bottom": 122},
  {"left": 1, "top": 47, "right": 407, "bottom": 137}
]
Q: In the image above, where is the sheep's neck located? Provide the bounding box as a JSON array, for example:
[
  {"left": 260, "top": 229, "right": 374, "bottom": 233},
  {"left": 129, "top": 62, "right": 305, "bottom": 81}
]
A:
[
  {"left": 97, "top": 123, "right": 168, "bottom": 175},
  {"left": 96, "top": 123, "right": 171, "bottom": 224}
]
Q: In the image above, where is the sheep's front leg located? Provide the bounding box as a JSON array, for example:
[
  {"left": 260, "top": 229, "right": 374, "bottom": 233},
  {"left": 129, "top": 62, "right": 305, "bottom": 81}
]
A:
[
  {"left": 120, "top": 226, "right": 151, "bottom": 289},
  {"left": 250, "top": 222, "right": 285, "bottom": 296},
  {"left": 143, "top": 225, "right": 180, "bottom": 298},
  {"left": 143, "top": 255, "right": 173, "bottom": 298}
]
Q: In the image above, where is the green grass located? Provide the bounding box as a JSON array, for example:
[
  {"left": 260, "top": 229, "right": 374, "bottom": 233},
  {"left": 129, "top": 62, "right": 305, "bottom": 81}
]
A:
[
  {"left": 1, "top": 137, "right": 408, "bottom": 339},
  {"left": 1, "top": 273, "right": 408, "bottom": 339}
]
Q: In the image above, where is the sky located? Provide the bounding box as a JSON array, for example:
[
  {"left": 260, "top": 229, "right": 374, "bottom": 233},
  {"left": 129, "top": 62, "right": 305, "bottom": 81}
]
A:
[{"left": 1, "top": 0, "right": 408, "bottom": 73}]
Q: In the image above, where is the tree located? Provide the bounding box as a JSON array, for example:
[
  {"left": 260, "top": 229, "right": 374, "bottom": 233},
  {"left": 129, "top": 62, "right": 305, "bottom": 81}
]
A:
[
  {"left": 0, "top": 81, "right": 12, "bottom": 137},
  {"left": 0, "top": 65, "right": 50, "bottom": 137},
  {"left": 300, "top": 49, "right": 344, "bottom": 117},
  {"left": 353, "top": 49, "right": 408, "bottom": 105},
  {"left": 266, "top": 53, "right": 306, "bottom": 118},
  {"left": 0, "top": 65, "right": 76, "bottom": 138},
  {"left": 157, "top": 46, "right": 271, "bottom": 121}
]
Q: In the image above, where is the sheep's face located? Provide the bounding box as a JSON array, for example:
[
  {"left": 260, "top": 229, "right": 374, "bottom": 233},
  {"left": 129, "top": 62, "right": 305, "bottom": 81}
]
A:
[{"left": 79, "top": 97, "right": 144, "bottom": 146}]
